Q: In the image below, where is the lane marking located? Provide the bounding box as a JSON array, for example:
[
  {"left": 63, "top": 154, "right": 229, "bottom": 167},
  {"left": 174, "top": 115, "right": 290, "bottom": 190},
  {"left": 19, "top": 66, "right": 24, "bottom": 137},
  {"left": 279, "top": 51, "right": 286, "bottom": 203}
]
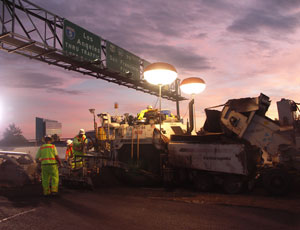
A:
[{"left": 0, "top": 208, "right": 36, "bottom": 223}]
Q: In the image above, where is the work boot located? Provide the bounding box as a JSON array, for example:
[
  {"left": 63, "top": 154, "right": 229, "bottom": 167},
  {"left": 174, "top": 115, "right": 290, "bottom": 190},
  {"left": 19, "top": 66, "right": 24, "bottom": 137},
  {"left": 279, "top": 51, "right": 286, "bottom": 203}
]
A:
[{"left": 51, "top": 192, "right": 59, "bottom": 198}]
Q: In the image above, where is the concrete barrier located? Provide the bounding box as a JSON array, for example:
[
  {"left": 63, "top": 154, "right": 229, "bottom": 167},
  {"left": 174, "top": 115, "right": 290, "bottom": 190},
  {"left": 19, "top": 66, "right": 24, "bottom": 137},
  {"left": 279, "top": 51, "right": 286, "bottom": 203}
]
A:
[{"left": 0, "top": 146, "right": 67, "bottom": 159}]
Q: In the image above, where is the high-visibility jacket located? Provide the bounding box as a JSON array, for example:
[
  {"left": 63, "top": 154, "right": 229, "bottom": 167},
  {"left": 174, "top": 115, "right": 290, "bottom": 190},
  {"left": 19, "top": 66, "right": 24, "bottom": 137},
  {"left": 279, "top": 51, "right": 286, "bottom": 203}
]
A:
[
  {"left": 73, "top": 135, "right": 87, "bottom": 154},
  {"left": 138, "top": 109, "right": 153, "bottom": 120},
  {"left": 35, "top": 144, "right": 58, "bottom": 165},
  {"left": 65, "top": 144, "right": 73, "bottom": 160}
]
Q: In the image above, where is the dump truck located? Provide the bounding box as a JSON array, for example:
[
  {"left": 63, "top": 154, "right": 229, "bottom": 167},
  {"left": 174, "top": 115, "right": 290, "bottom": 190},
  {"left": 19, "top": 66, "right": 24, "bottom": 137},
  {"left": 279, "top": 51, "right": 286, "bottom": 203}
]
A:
[{"left": 164, "top": 94, "right": 300, "bottom": 195}]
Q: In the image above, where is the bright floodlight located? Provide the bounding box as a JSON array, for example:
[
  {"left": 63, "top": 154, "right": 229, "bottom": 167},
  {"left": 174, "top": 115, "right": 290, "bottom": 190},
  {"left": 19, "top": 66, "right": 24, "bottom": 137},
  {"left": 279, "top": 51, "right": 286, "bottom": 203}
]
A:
[
  {"left": 180, "top": 77, "right": 206, "bottom": 95},
  {"left": 0, "top": 99, "right": 2, "bottom": 122},
  {"left": 144, "top": 62, "right": 178, "bottom": 85}
]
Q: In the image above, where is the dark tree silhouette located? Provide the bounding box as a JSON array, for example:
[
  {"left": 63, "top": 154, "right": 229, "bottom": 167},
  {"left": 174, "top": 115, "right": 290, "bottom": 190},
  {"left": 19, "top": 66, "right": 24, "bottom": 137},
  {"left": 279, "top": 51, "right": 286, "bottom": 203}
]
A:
[{"left": 0, "top": 123, "right": 28, "bottom": 146}]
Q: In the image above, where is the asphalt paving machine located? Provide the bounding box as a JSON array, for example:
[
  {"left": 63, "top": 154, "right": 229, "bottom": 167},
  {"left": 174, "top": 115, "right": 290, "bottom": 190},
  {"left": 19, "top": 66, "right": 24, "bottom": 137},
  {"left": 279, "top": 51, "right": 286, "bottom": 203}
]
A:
[
  {"left": 95, "top": 110, "right": 186, "bottom": 184},
  {"left": 59, "top": 109, "right": 186, "bottom": 188}
]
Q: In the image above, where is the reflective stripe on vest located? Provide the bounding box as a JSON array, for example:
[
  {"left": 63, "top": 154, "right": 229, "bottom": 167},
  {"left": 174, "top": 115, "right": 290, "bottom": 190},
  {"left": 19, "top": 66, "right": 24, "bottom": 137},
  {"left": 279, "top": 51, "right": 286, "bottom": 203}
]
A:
[
  {"left": 66, "top": 148, "right": 71, "bottom": 155},
  {"left": 40, "top": 146, "right": 55, "bottom": 150},
  {"left": 65, "top": 146, "right": 73, "bottom": 160},
  {"left": 38, "top": 144, "right": 57, "bottom": 165},
  {"left": 74, "top": 135, "right": 86, "bottom": 143},
  {"left": 40, "top": 158, "right": 56, "bottom": 161},
  {"left": 73, "top": 135, "right": 87, "bottom": 153}
]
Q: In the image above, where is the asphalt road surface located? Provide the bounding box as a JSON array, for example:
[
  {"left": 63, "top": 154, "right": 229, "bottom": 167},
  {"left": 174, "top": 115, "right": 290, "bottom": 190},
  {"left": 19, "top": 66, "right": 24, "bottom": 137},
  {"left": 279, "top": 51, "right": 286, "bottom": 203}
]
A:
[{"left": 0, "top": 186, "right": 299, "bottom": 230}]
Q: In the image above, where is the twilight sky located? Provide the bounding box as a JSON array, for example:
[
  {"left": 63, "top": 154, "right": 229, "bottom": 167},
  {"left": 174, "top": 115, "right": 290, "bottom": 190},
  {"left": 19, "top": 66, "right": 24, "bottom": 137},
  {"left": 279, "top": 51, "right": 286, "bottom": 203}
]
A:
[{"left": 1, "top": 0, "right": 300, "bottom": 139}]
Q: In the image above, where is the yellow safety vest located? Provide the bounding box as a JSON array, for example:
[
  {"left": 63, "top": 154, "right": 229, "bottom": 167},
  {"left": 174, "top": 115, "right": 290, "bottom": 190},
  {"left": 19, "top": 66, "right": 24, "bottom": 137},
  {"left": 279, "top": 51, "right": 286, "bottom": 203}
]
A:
[
  {"left": 73, "top": 135, "right": 87, "bottom": 153},
  {"left": 36, "top": 144, "right": 58, "bottom": 165},
  {"left": 65, "top": 144, "right": 73, "bottom": 160},
  {"left": 138, "top": 109, "right": 150, "bottom": 120}
]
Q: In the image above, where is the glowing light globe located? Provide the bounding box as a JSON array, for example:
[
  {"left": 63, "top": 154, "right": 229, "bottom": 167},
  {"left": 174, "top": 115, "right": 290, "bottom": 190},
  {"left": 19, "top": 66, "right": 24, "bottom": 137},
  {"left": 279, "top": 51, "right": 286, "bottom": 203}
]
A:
[
  {"left": 0, "top": 99, "right": 3, "bottom": 123},
  {"left": 180, "top": 77, "right": 206, "bottom": 95},
  {"left": 143, "top": 62, "right": 177, "bottom": 85}
]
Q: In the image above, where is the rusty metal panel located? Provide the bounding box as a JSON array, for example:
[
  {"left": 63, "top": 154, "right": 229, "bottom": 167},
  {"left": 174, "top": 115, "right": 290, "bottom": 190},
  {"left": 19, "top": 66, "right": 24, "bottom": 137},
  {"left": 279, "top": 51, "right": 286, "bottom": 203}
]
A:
[
  {"left": 243, "top": 115, "right": 292, "bottom": 157},
  {"left": 203, "top": 109, "right": 222, "bottom": 133},
  {"left": 220, "top": 106, "right": 250, "bottom": 136},
  {"left": 168, "top": 143, "right": 248, "bottom": 175},
  {"left": 225, "top": 93, "right": 270, "bottom": 114},
  {"left": 277, "top": 99, "right": 296, "bottom": 126}
]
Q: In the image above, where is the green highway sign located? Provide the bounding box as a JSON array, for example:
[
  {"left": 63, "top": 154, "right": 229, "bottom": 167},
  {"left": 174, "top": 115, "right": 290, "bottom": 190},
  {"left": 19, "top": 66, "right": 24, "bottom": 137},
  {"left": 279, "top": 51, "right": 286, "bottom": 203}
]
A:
[
  {"left": 61, "top": 19, "right": 177, "bottom": 97},
  {"left": 63, "top": 19, "right": 101, "bottom": 62},
  {"left": 106, "top": 41, "right": 140, "bottom": 79}
]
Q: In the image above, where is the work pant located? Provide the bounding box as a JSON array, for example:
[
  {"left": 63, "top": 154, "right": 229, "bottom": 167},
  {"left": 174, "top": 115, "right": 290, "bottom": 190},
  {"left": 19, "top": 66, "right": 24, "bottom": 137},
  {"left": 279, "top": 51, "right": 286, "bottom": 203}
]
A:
[{"left": 41, "top": 164, "right": 59, "bottom": 195}]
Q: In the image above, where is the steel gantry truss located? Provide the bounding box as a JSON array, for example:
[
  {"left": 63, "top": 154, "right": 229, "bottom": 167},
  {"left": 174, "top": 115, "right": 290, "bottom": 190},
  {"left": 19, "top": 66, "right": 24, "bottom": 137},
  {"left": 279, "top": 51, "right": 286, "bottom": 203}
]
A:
[{"left": 0, "top": 0, "right": 186, "bottom": 103}]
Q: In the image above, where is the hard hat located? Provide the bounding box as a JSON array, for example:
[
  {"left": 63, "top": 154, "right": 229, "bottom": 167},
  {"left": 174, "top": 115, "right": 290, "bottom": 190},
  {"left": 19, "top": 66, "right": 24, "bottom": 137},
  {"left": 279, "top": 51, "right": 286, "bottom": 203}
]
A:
[
  {"left": 66, "top": 139, "right": 73, "bottom": 145},
  {"left": 147, "top": 105, "right": 153, "bottom": 109},
  {"left": 44, "top": 135, "right": 53, "bottom": 142},
  {"left": 79, "top": 129, "right": 85, "bottom": 134}
]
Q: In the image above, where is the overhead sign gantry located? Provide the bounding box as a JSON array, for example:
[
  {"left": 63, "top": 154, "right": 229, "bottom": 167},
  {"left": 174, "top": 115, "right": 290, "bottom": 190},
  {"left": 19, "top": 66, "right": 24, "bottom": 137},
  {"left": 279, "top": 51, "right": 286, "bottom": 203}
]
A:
[{"left": 0, "top": 0, "right": 186, "bottom": 107}]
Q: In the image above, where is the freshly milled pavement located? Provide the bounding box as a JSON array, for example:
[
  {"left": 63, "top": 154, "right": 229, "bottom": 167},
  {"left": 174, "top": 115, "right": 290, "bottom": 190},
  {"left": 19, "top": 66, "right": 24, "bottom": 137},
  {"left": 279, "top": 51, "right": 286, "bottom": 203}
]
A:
[{"left": 0, "top": 185, "right": 299, "bottom": 230}]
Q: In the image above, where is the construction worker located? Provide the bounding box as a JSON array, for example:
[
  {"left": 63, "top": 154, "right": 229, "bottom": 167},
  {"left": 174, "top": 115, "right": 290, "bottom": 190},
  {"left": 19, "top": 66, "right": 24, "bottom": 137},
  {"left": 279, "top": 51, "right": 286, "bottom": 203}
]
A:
[
  {"left": 65, "top": 139, "right": 73, "bottom": 161},
  {"left": 161, "top": 109, "right": 176, "bottom": 120},
  {"left": 138, "top": 105, "right": 153, "bottom": 120},
  {"left": 35, "top": 135, "right": 61, "bottom": 196},
  {"left": 73, "top": 129, "right": 88, "bottom": 168}
]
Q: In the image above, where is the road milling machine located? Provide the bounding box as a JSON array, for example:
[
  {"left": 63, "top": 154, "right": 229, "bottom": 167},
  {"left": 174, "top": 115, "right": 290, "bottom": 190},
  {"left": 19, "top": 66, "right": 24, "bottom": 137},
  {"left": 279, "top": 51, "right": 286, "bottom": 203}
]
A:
[
  {"left": 219, "top": 93, "right": 300, "bottom": 194},
  {"left": 165, "top": 94, "right": 300, "bottom": 195}
]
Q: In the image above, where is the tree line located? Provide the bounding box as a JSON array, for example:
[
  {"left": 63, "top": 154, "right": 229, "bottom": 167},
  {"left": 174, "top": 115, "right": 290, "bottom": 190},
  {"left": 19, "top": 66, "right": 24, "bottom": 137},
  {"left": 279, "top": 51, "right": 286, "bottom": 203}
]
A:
[{"left": 0, "top": 123, "right": 28, "bottom": 146}]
